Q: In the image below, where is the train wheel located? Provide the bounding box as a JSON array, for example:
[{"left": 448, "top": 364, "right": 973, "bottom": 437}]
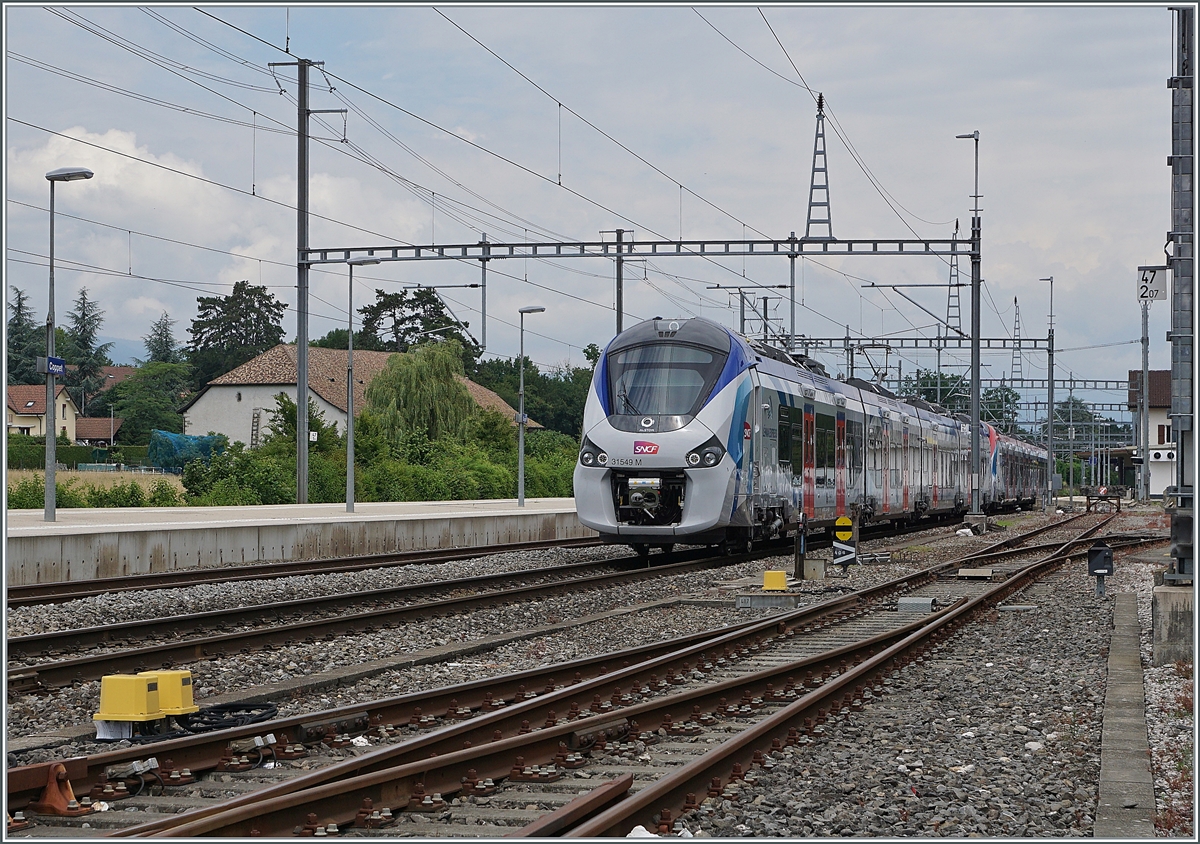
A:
[
  {"left": 657, "top": 544, "right": 675, "bottom": 555},
  {"left": 632, "top": 543, "right": 650, "bottom": 561}
]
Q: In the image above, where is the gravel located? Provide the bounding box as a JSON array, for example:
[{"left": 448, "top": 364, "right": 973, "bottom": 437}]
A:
[{"left": 14, "top": 507, "right": 1186, "bottom": 839}]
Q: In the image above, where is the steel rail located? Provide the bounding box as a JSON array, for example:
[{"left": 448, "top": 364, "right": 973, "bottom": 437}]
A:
[
  {"left": 99, "top": 516, "right": 1109, "bottom": 837},
  {"left": 6, "top": 537, "right": 605, "bottom": 607},
  {"left": 150, "top": 593, "right": 965, "bottom": 836},
  {"left": 149, "top": 520, "right": 1133, "bottom": 837},
  {"left": 6, "top": 514, "right": 1101, "bottom": 829},
  {"left": 7, "top": 547, "right": 745, "bottom": 690},
  {"left": 9, "top": 551, "right": 685, "bottom": 660},
  {"left": 568, "top": 517, "right": 1121, "bottom": 837},
  {"left": 6, "top": 512, "right": 978, "bottom": 689}
]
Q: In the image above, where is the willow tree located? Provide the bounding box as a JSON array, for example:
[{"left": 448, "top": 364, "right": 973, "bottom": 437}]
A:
[{"left": 365, "top": 339, "right": 475, "bottom": 442}]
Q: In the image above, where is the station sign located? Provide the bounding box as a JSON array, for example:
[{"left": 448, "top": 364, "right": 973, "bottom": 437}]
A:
[
  {"left": 36, "top": 356, "right": 65, "bottom": 376},
  {"left": 1137, "top": 265, "right": 1168, "bottom": 302}
]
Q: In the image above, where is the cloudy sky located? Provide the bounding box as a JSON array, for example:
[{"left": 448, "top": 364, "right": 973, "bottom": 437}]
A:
[{"left": 4, "top": 4, "right": 1178, "bottom": 423}]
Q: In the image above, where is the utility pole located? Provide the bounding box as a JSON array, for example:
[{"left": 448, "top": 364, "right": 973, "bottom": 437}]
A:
[
  {"left": 1167, "top": 5, "right": 1194, "bottom": 581},
  {"left": 1141, "top": 299, "right": 1151, "bottom": 501},
  {"left": 1040, "top": 276, "right": 1055, "bottom": 511},
  {"left": 956, "top": 130, "right": 982, "bottom": 519},
  {"left": 615, "top": 228, "right": 624, "bottom": 335},
  {"left": 270, "top": 56, "right": 339, "bottom": 505},
  {"left": 480, "top": 233, "right": 489, "bottom": 351},
  {"left": 789, "top": 231, "right": 797, "bottom": 352}
]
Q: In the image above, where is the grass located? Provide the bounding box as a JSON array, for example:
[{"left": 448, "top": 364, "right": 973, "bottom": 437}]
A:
[{"left": 6, "top": 468, "right": 184, "bottom": 494}]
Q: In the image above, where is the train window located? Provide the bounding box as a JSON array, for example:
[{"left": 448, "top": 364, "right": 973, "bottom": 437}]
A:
[
  {"left": 607, "top": 343, "right": 725, "bottom": 417},
  {"left": 816, "top": 413, "right": 835, "bottom": 486},
  {"left": 868, "top": 424, "right": 882, "bottom": 486},
  {"left": 847, "top": 419, "right": 864, "bottom": 485},
  {"left": 779, "top": 406, "right": 792, "bottom": 463}
]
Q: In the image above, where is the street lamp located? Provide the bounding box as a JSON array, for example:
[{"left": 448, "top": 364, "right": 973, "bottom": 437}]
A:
[
  {"left": 43, "top": 166, "right": 93, "bottom": 522},
  {"left": 517, "top": 306, "right": 546, "bottom": 507},
  {"left": 1039, "top": 275, "right": 1055, "bottom": 511},
  {"left": 956, "top": 131, "right": 982, "bottom": 517},
  {"left": 345, "top": 257, "right": 381, "bottom": 513}
]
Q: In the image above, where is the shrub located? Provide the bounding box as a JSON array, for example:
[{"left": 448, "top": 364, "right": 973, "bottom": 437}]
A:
[
  {"left": 198, "top": 476, "right": 262, "bottom": 506},
  {"left": 148, "top": 479, "right": 182, "bottom": 507}
]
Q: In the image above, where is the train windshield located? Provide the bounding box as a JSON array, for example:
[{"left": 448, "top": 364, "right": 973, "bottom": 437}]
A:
[{"left": 607, "top": 343, "right": 726, "bottom": 417}]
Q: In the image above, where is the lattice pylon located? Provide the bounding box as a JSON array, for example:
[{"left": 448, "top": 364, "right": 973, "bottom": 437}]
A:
[
  {"left": 1009, "top": 297, "right": 1023, "bottom": 433},
  {"left": 804, "top": 94, "right": 833, "bottom": 241},
  {"left": 1010, "top": 297, "right": 1023, "bottom": 383},
  {"left": 946, "top": 219, "right": 962, "bottom": 333}
]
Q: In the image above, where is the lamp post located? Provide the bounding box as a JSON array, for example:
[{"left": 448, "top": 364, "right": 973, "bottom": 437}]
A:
[
  {"left": 517, "top": 306, "right": 545, "bottom": 507},
  {"left": 345, "top": 257, "right": 381, "bottom": 513},
  {"left": 1039, "top": 275, "right": 1055, "bottom": 510},
  {"left": 43, "top": 166, "right": 93, "bottom": 522},
  {"left": 956, "top": 131, "right": 981, "bottom": 516}
]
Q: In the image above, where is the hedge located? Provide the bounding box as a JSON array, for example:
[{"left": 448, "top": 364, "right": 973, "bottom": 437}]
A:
[{"left": 7, "top": 445, "right": 96, "bottom": 470}]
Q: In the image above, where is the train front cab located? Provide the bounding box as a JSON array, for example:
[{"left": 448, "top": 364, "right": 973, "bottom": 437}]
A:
[{"left": 574, "top": 318, "right": 746, "bottom": 548}]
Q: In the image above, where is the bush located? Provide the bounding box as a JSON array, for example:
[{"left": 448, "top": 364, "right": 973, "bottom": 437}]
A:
[
  {"left": 198, "top": 476, "right": 262, "bottom": 506},
  {"left": 148, "top": 479, "right": 182, "bottom": 507},
  {"left": 7, "top": 476, "right": 43, "bottom": 508}
]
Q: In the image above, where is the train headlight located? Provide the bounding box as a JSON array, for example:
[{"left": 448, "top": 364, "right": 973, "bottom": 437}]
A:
[
  {"left": 579, "top": 437, "right": 606, "bottom": 468},
  {"left": 685, "top": 436, "right": 725, "bottom": 469}
]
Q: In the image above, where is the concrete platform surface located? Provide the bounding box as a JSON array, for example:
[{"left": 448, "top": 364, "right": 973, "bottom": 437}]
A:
[
  {"left": 6, "top": 498, "right": 592, "bottom": 585},
  {"left": 6, "top": 497, "right": 577, "bottom": 536},
  {"left": 1093, "top": 592, "right": 1157, "bottom": 838}
]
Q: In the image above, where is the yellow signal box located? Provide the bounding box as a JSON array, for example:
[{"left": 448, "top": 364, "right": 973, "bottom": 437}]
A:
[
  {"left": 762, "top": 570, "right": 789, "bottom": 591},
  {"left": 139, "top": 670, "right": 200, "bottom": 716},
  {"left": 93, "top": 674, "right": 161, "bottom": 722}
]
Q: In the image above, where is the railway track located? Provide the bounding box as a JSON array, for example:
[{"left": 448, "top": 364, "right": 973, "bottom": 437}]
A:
[
  {"left": 6, "top": 513, "right": 970, "bottom": 692},
  {"left": 8, "top": 512, "right": 1163, "bottom": 837},
  {"left": 5, "top": 537, "right": 607, "bottom": 608}
]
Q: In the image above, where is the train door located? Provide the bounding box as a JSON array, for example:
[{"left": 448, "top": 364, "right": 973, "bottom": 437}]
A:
[
  {"left": 835, "top": 410, "right": 847, "bottom": 516},
  {"left": 750, "top": 379, "right": 763, "bottom": 499},
  {"left": 803, "top": 403, "right": 816, "bottom": 518},
  {"left": 901, "top": 423, "right": 910, "bottom": 512},
  {"left": 778, "top": 404, "right": 796, "bottom": 516},
  {"left": 881, "top": 416, "right": 891, "bottom": 514},
  {"left": 932, "top": 441, "right": 940, "bottom": 507}
]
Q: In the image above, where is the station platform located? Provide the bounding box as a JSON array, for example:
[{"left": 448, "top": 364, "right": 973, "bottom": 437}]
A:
[{"left": 5, "top": 498, "right": 592, "bottom": 586}]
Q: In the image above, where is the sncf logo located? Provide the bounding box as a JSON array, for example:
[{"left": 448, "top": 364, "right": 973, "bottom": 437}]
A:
[{"left": 633, "top": 441, "right": 660, "bottom": 455}]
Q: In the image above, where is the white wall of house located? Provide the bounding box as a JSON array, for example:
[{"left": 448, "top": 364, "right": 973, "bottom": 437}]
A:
[
  {"left": 184, "top": 384, "right": 346, "bottom": 447},
  {"left": 6, "top": 396, "right": 78, "bottom": 440},
  {"left": 1145, "top": 406, "right": 1177, "bottom": 498}
]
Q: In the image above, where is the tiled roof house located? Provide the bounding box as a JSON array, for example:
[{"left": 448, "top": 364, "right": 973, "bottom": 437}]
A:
[{"left": 182, "top": 344, "right": 537, "bottom": 447}]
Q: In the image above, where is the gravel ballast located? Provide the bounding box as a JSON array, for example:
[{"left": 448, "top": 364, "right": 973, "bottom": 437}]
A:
[{"left": 7, "top": 509, "right": 1188, "bottom": 836}]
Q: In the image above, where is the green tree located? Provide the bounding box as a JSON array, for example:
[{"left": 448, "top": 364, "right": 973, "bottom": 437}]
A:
[
  {"left": 365, "top": 339, "right": 475, "bottom": 442},
  {"left": 62, "top": 287, "right": 114, "bottom": 416},
  {"left": 261, "top": 392, "right": 341, "bottom": 455},
  {"left": 7, "top": 286, "right": 43, "bottom": 386},
  {"left": 110, "top": 362, "right": 192, "bottom": 444},
  {"left": 897, "top": 368, "right": 969, "bottom": 413},
  {"left": 472, "top": 355, "right": 594, "bottom": 438},
  {"left": 359, "top": 287, "right": 480, "bottom": 369},
  {"left": 981, "top": 384, "right": 1021, "bottom": 433},
  {"left": 583, "top": 343, "right": 601, "bottom": 366},
  {"left": 142, "top": 311, "right": 183, "bottom": 364},
  {"left": 187, "top": 280, "right": 286, "bottom": 390}
]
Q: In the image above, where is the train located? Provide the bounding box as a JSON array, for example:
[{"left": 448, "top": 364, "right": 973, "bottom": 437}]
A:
[{"left": 574, "top": 317, "right": 1048, "bottom": 555}]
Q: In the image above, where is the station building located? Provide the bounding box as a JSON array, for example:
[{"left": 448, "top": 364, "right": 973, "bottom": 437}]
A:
[{"left": 1127, "top": 369, "right": 1176, "bottom": 498}]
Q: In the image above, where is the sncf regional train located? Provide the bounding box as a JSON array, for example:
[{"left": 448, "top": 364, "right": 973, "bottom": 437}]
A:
[{"left": 574, "top": 317, "right": 1047, "bottom": 555}]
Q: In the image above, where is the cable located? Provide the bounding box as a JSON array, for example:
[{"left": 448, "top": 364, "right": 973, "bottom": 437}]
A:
[{"left": 434, "top": 8, "right": 772, "bottom": 239}]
